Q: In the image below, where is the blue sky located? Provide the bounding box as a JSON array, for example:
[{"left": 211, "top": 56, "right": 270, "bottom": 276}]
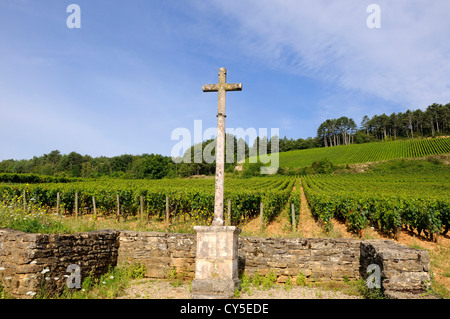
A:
[{"left": 1, "top": 0, "right": 449, "bottom": 160}]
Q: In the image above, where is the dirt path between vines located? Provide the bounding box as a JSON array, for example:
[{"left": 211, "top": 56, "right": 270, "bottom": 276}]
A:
[{"left": 296, "top": 178, "right": 324, "bottom": 238}]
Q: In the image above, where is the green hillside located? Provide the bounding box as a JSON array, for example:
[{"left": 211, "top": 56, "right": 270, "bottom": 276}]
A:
[{"left": 257, "top": 137, "right": 450, "bottom": 169}]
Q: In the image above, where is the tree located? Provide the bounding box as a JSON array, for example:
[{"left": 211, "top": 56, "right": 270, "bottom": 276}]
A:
[
  {"left": 361, "top": 115, "right": 370, "bottom": 135},
  {"left": 133, "top": 154, "right": 170, "bottom": 179},
  {"left": 412, "top": 109, "right": 424, "bottom": 136},
  {"left": 236, "top": 137, "right": 249, "bottom": 163},
  {"left": 317, "top": 117, "right": 356, "bottom": 147},
  {"left": 405, "top": 109, "right": 414, "bottom": 138},
  {"left": 110, "top": 155, "right": 133, "bottom": 174},
  {"left": 57, "top": 152, "right": 85, "bottom": 177},
  {"left": 250, "top": 136, "right": 260, "bottom": 158},
  {"left": 389, "top": 112, "right": 399, "bottom": 139},
  {"left": 307, "top": 158, "right": 334, "bottom": 174}
]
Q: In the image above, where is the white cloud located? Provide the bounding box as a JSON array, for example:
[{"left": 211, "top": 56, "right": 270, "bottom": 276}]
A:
[{"left": 206, "top": 0, "right": 450, "bottom": 110}]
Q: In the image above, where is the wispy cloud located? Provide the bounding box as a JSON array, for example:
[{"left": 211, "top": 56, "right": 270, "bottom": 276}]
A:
[{"left": 205, "top": 0, "right": 450, "bottom": 111}]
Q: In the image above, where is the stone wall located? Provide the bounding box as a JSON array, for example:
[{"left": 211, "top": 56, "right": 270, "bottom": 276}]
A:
[
  {"left": 0, "top": 228, "right": 432, "bottom": 298},
  {"left": 118, "top": 231, "right": 196, "bottom": 279},
  {"left": 238, "top": 237, "right": 361, "bottom": 283},
  {"left": 0, "top": 229, "right": 119, "bottom": 298},
  {"left": 118, "top": 233, "right": 360, "bottom": 282},
  {"left": 360, "top": 240, "right": 431, "bottom": 299},
  {"left": 117, "top": 232, "right": 432, "bottom": 298}
]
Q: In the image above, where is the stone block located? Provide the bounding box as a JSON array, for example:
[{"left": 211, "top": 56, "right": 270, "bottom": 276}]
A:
[
  {"left": 194, "top": 226, "right": 239, "bottom": 260},
  {"left": 191, "top": 279, "right": 240, "bottom": 299},
  {"left": 191, "top": 226, "right": 241, "bottom": 298}
]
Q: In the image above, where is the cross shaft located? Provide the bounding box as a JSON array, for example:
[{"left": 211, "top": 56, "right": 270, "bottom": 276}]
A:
[{"left": 202, "top": 68, "right": 242, "bottom": 226}]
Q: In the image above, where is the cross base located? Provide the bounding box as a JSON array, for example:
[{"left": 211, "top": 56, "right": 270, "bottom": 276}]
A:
[
  {"left": 190, "top": 226, "right": 241, "bottom": 299},
  {"left": 191, "top": 279, "right": 241, "bottom": 299}
]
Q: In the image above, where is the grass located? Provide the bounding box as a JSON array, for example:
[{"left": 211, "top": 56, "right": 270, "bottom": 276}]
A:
[
  {"left": 0, "top": 283, "right": 11, "bottom": 299},
  {"left": 37, "top": 262, "right": 146, "bottom": 299},
  {"left": 235, "top": 271, "right": 278, "bottom": 298},
  {"left": 0, "top": 199, "right": 204, "bottom": 235},
  {"left": 0, "top": 262, "right": 146, "bottom": 299},
  {"left": 408, "top": 242, "right": 450, "bottom": 299},
  {"left": 235, "top": 270, "right": 389, "bottom": 299},
  {"left": 255, "top": 138, "right": 450, "bottom": 169}
]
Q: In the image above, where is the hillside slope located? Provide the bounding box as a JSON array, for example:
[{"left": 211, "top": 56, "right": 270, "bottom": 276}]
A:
[{"left": 257, "top": 137, "right": 450, "bottom": 168}]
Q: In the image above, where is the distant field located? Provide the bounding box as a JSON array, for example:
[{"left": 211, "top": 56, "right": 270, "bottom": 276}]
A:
[{"left": 258, "top": 137, "right": 450, "bottom": 168}]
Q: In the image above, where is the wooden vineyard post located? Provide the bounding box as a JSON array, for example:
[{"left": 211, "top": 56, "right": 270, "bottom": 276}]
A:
[
  {"left": 22, "top": 190, "right": 26, "bottom": 212},
  {"left": 165, "top": 196, "right": 169, "bottom": 227},
  {"left": 75, "top": 192, "right": 78, "bottom": 219},
  {"left": 291, "top": 203, "right": 296, "bottom": 231},
  {"left": 260, "top": 201, "right": 264, "bottom": 231},
  {"left": 226, "top": 199, "right": 231, "bottom": 226},
  {"left": 56, "top": 192, "right": 60, "bottom": 216},
  {"left": 140, "top": 195, "right": 144, "bottom": 221},
  {"left": 116, "top": 194, "right": 120, "bottom": 222},
  {"left": 92, "top": 196, "right": 97, "bottom": 220}
]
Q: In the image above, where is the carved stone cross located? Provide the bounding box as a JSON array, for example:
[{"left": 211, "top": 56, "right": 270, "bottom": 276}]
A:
[{"left": 202, "top": 68, "right": 242, "bottom": 226}]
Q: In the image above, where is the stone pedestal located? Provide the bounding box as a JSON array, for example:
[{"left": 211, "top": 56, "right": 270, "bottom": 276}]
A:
[{"left": 190, "top": 226, "right": 241, "bottom": 299}]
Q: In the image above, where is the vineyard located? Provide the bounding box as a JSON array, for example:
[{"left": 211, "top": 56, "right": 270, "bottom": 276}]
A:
[
  {"left": 273, "top": 137, "right": 450, "bottom": 168},
  {"left": 0, "top": 138, "right": 449, "bottom": 239},
  {"left": 302, "top": 164, "right": 450, "bottom": 240},
  {"left": 0, "top": 175, "right": 296, "bottom": 227},
  {"left": 2, "top": 162, "right": 448, "bottom": 241}
]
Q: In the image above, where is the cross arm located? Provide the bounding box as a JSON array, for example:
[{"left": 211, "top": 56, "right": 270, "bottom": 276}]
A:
[
  {"left": 225, "top": 83, "right": 242, "bottom": 91},
  {"left": 202, "top": 83, "right": 243, "bottom": 92},
  {"left": 202, "top": 84, "right": 219, "bottom": 92}
]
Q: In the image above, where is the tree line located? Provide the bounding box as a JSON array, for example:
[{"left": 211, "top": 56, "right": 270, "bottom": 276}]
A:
[
  {"left": 0, "top": 150, "right": 175, "bottom": 179},
  {"left": 0, "top": 135, "right": 254, "bottom": 179},
  {"left": 0, "top": 103, "right": 448, "bottom": 179},
  {"left": 316, "top": 103, "right": 449, "bottom": 147}
]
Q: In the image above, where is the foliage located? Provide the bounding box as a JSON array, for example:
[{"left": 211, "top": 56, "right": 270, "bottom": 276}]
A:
[
  {"left": 54, "top": 263, "right": 146, "bottom": 299},
  {"left": 0, "top": 175, "right": 296, "bottom": 229},
  {"left": 275, "top": 137, "right": 450, "bottom": 169},
  {"left": 284, "top": 276, "right": 293, "bottom": 291},
  {"left": 296, "top": 271, "right": 306, "bottom": 286},
  {"left": 0, "top": 283, "right": 10, "bottom": 299},
  {"left": 242, "top": 162, "right": 264, "bottom": 177},
  {"left": 288, "top": 181, "right": 301, "bottom": 226},
  {"left": 302, "top": 164, "right": 450, "bottom": 239},
  {"left": 0, "top": 201, "right": 71, "bottom": 234},
  {"left": 0, "top": 173, "right": 76, "bottom": 184},
  {"left": 317, "top": 103, "right": 450, "bottom": 147},
  {"left": 356, "top": 278, "right": 386, "bottom": 299},
  {"left": 307, "top": 158, "right": 334, "bottom": 174},
  {"left": 261, "top": 270, "right": 277, "bottom": 290}
]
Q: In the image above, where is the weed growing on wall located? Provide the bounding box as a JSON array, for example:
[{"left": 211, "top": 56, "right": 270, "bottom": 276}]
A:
[{"left": 32, "top": 263, "right": 147, "bottom": 299}]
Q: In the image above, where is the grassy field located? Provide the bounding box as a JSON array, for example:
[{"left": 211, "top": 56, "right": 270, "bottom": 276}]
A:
[{"left": 255, "top": 137, "right": 450, "bottom": 168}]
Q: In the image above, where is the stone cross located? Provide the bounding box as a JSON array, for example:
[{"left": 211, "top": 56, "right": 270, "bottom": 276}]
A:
[{"left": 203, "top": 68, "right": 242, "bottom": 226}]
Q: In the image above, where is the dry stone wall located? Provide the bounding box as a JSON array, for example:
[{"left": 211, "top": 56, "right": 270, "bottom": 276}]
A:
[
  {"left": 118, "top": 233, "right": 362, "bottom": 282},
  {"left": 0, "top": 229, "right": 119, "bottom": 298},
  {"left": 0, "top": 228, "right": 432, "bottom": 298},
  {"left": 238, "top": 237, "right": 361, "bottom": 283},
  {"left": 117, "top": 232, "right": 431, "bottom": 298},
  {"left": 360, "top": 240, "right": 432, "bottom": 298},
  {"left": 118, "top": 231, "right": 196, "bottom": 279}
]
